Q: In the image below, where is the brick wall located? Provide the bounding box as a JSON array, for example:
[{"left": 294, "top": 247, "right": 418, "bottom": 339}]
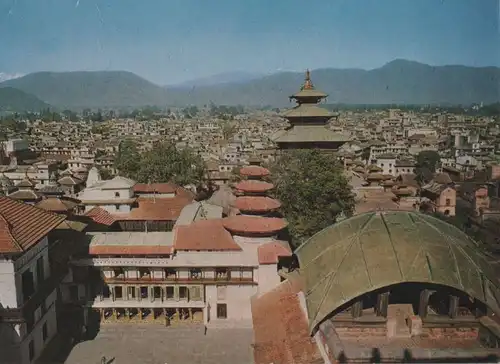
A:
[
  {"left": 335, "top": 326, "right": 387, "bottom": 338},
  {"left": 421, "top": 327, "right": 479, "bottom": 340}
]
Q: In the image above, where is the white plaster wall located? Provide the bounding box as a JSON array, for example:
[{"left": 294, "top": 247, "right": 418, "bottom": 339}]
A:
[
  {"left": 0, "top": 260, "right": 18, "bottom": 308},
  {"left": 19, "top": 301, "right": 57, "bottom": 364},
  {"left": 205, "top": 284, "right": 256, "bottom": 322},
  {"left": 256, "top": 264, "right": 280, "bottom": 296}
]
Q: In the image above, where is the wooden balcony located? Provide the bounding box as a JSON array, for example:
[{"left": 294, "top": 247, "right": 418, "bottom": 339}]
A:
[{"left": 103, "top": 275, "right": 256, "bottom": 285}]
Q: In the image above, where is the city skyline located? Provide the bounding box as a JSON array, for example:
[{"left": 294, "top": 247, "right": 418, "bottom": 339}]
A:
[{"left": 1, "top": 0, "right": 499, "bottom": 84}]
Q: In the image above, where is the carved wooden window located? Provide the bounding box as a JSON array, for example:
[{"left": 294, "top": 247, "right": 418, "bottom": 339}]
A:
[
  {"left": 190, "top": 268, "right": 202, "bottom": 279},
  {"left": 165, "top": 268, "right": 177, "bottom": 279},
  {"left": 179, "top": 286, "right": 188, "bottom": 300},
  {"left": 190, "top": 286, "right": 202, "bottom": 301},
  {"left": 166, "top": 286, "right": 175, "bottom": 299},
  {"left": 215, "top": 268, "right": 229, "bottom": 280}
]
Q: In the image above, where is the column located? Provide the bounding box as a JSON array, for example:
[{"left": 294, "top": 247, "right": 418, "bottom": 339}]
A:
[
  {"left": 111, "top": 286, "right": 115, "bottom": 302},
  {"left": 125, "top": 308, "right": 130, "bottom": 321},
  {"left": 419, "top": 289, "right": 433, "bottom": 319},
  {"left": 189, "top": 308, "right": 193, "bottom": 322},
  {"left": 175, "top": 308, "right": 180, "bottom": 322},
  {"left": 150, "top": 287, "right": 154, "bottom": 303},
  {"left": 112, "top": 308, "right": 117, "bottom": 321},
  {"left": 99, "top": 308, "right": 104, "bottom": 322},
  {"left": 376, "top": 292, "right": 389, "bottom": 317},
  {"left": 351, "top": 300, "right": 362, "bottom": 319},
  {"left": 163, "top": 308, "right": 168, "bottom": 326},
  {"left": 449, "top": 295, "right": 459, "bottom": 319},
  {"left": 136, "top": 286, "right": 140, "bottom": 301},
  {"left": 139, "top": 308, "right": 143, "bottom": 320}
]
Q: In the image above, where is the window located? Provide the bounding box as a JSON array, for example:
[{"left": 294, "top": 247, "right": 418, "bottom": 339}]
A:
[
  {"left": 445, "top": 198, "right": 451, "bottom": 206},
  {"left": 114, "top": 192, "right": 120, "bottom": 197},
  {"left": 217, "top": 285, "right": 227, "bottom": 301},
  {"left": 22, "top": 270, "right": 35, "bottom": 303},
  {"left": 217, "top": 303, "right": 227, "bottom": 319},
  {"left": 102, "top": 285, "right": 110, "bottom": 298},
  {"left": 36, "top": 257, "right": 45, "bottom": 283},
  {"left": 140, "top": 286, "right": 148, "bottom": 299},
  {"left": 114, "top": 286, "right": 123, "bottom": 299},
  {"left": 153, "top": 286, "right": 162, "bottom": 299},
  {"left": 42, "top": 322, "right": 48, "bottom": 342},
  {"left": 189, "top": 269, "right": 202, "bottom": 279},
  {"left": 127, "top": 286, "right": 136, "bottom": 299},
  {"left": 29, "top": 340, "right": 35, "bottom": 361},
  {"left": 164, "top": 268, "right": 177, "bottom": 279},
  {"left": 179, "top": 286, "right": 188, "bottom": 300},
  {"left": 190, "top": 286, "right": 201, "bottom": 301},
  {"left": 166, "top": 286, "right": 175, "bottom": 299},
  {"left": 215, "top": 268, "right": 229, "bottom": 280}
]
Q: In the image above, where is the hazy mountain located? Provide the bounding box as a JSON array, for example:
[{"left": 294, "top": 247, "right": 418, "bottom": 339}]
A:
[
  {"left": 1, "top": 60, "right": 499, "bottom": 108},
  {"left": 0, "top": 87, "right": 51, "bottom": 112},
  {"left": 170, "top": 71, "right": 264, "bottom": 88},
  {"left": 0, "top": 71, "right": 169, "bottom": 109},
  {"left": 164, "top": 60, "right": 500, "bottom": 107}
]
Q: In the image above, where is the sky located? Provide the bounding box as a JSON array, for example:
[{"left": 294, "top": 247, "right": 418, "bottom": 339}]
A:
[{"left": 0, "top": 0, "right": 499, "bottom": 85}]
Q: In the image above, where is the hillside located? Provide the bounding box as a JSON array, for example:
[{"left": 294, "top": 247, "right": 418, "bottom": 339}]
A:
[
  {"left": 165, "top": 60, "right": 500, "bottom": 107},
  {"left": 0, "top": 87, "right": 51, "bottom": 112},
  {"left": 1, "top": 60, "right": 499, "bottom": 108},
  {"left": 170, "top": 71, "right": 264, "bottom": 88},
  {"left": 0, "top": 71, "right": 169, "bottom": 109}
]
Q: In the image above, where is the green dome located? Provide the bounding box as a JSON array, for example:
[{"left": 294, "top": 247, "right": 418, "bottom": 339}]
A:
[{"left": 295, "top": 211, "right": 500, "bottom": 332}]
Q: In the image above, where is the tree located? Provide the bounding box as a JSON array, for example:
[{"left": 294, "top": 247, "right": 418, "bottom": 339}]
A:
[
  {"left": 416, "top": 150, "right": 441, "bottom": 185},
  {"left": 115, "top": 140, "right": 206, "bottom": 186},
  {"left": 269, "top": 149, "right": 355, "bottom": 247},
  {"left": 114, "top": 139, "right": 141, "bottom": 179}
]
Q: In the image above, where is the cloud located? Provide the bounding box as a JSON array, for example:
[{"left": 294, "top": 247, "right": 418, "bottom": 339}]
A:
[{"left": 0, "top": 72, "right": 24, "bottom": 83}]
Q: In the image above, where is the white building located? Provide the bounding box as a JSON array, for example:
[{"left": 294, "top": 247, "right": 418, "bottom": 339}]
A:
[{"left": 0, "top": 197, "right": 66, "bottom": 364}]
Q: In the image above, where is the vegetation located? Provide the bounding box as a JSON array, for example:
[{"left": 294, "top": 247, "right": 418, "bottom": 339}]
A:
[
  {"left": 269, "top": 149, "right": 355, "bottom": 247},
  {"left": 415, "top": 150, "right": 441, "bottom": 185},
  {"left": 0, "top": 87, "right": 50, "bottom": 112},
  {"left": 115, "top": 139, "right": 206, "bottom": 186}
]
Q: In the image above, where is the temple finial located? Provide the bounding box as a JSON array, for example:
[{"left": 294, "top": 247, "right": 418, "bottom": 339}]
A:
[{"left": 302, "top": 69, "right": 314, "bottom": 90}]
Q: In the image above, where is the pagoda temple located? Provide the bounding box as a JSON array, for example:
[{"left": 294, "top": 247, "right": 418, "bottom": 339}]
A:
[
  {"left": 274, "top": 69, "right": 349, "bottom": 150},
  {"left": 224, "top": 162, "right": 287, "bottom": 240}
]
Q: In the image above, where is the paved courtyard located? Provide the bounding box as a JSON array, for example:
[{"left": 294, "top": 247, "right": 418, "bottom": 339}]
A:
[{"left": 63, "top": 324, "right": 254, "bottom": 364}]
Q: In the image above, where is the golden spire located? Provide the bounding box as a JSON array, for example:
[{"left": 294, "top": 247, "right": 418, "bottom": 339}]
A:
[{"left": 302, "top": 69, "right": 314, "bottom": 90}]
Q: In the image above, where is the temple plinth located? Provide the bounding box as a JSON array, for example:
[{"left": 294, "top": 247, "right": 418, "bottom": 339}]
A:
[{"left": 274, "top": 69, "right": 349, "bottom": 151}]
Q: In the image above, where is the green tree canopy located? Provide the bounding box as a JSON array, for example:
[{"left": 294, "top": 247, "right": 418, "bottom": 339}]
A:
[
  {"left": 269, "top": 149, "right": 355, "bottom": 247},
  {"left": 115, "top": 140, "right": 206, "bottom": 186},
  {"left": 416, "top": 150, "right": 441, "bottom": 185}
]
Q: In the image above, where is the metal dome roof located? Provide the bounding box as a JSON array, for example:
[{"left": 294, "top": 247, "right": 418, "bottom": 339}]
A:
[{"left": 295, "top": 211, "right": 500, "bottom": 333}]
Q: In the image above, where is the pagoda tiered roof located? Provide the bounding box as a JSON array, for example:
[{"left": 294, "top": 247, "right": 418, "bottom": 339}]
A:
[
  {"left": 222, "top": 215, "right": 287, "bottom": 235},
  {"left": 240, "top": 165, "right": 270, "bottom": 178},
  {"left": 234, "top": 196, "right": 281, "bottom": 213},
  {"left": 235, "top": 180, "right": 274, "bottom": 194}
]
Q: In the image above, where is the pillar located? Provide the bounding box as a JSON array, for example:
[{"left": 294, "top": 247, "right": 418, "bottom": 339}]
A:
[
  {"left": 449, "top": 295, "right": 459, "bottom": 319},
  {"left": 376, "top": 292, "right": 389, "bottom": 317},
  {"left": 419, "top": 289, "right": 433, "bottom": 319},
  {"left": 351, "top": 300, "right": 362, "bottom": 318},
  {"left": 99, "top": 308, "right": 104, "bottom": 322},
  {"left": 125, "top": 308, "right": 130, "bottom": 321},
  {"left": 137, "top": 287, "right": 141, "bottom": 302},
  {"left": 175, "top": 308, "right": 180, "bottom": 322},
  {"left": 139, "top": 308, "right": 143, "bottom": 320},
  {"left": 150, "top": 287, "right": 154, "bottom": 303},
  {"left": 189, "top": 308, "right": 193, "bottom": 322},
  {"left": 112, "top": 308, "right": 117, "bottom": 321},
  {"left": 111, "top": 286, "right": 115, "bottom": 302}
]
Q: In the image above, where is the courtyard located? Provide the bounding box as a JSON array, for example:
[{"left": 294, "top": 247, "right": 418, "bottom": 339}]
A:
[{"left": 48, "top": 324, "right": 254, "bottom": 364}]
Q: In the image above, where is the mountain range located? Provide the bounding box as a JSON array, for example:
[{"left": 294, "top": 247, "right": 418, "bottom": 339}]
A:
[
  {"left": 0, "top": 87, "right": 50, "bottom": 112},
  {"left": 0, "top": 60, "right": 499, "bottom": 109}
]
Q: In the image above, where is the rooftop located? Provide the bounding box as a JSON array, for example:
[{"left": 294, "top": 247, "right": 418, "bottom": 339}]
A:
[{"left": 89, "top": 231, "right": 174, "bottom": 255}]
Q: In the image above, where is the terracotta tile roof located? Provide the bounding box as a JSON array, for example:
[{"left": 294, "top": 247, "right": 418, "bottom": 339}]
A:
[
  {"left": 235, "top": 180, "right": 274, "bottom": 193},
  {"left": 0, "top": 197, "right": 66, "bottom": 254},
  {"left": 174, "top": 219, "right": 242, "bottom": 251},
  {"left": 240, "top": 165, "right": 270, "bottom": 178},
  {"left": 35, "top": 197, "right": 79, "bottom": 212},
  {"left": 85, "top": 207, "right": 116, "bottom": 226},
  {"left": 252, "top": 277, "right": 321, "bottom": 364},
  {"left": 89, "top": 245, "right": 173, "bottom": 255},
  {"left": 8, "top": 189, "right": 41, "bottom": 201},
  {"left": 133, "top": 183, "right": 177, "bottom": 194},
  {"left": 234, "top": 196, "right": 281, "bottom": 212},
  {"left": 113, "top": 197, "right": 191, "bottom": 221},
  {"left": 258, "top": 241, "right": 292, "bottom": 265},
  {"left": 223, "top": 215, "right": 287, "bottom": 235}
]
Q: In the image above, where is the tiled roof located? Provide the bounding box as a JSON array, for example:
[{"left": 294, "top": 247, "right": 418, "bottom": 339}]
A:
[
  {"left": 251, "top": 277, "right": 321, "bottom": 364},
  {"left": 223, "top": 215, "right": 287, "bottom": 235},
  {"left": 234, "top": 196, "right": 281, "bottom": 212},
  {"left": 174, "top": 219, "right": 242, "bottom": 251},
  {"left": 234, "top": 180, "right": 274, "bottom": 193},
  {"left": 240, "top": 165, "right": 270, "bottom": 178},
  {"left": 258, "top": 241, "right": 292, "bottom": 265},
  {"left": 89, "top": 232, "right": 174, "bottom": 255},
  {"left": 90, "top": 245, "right": 173, "bottom": 255},
  {"left": 8, "top": 189, "right": 41, "bottom": 201},
  {"left": 85, "top": 207, "right": 116, "bottom": 226},
  {"left": 113, "top": 197, "right": 191, "bottom": 221},
  {"left": 133, "top": 183, "right": 176, "bottom": 194},
  {"left": 35, "top": 197, "right": 79, "bottom": 212},
  {"left": 0, "top": 197, "right": 66, "bottom": 254}
]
